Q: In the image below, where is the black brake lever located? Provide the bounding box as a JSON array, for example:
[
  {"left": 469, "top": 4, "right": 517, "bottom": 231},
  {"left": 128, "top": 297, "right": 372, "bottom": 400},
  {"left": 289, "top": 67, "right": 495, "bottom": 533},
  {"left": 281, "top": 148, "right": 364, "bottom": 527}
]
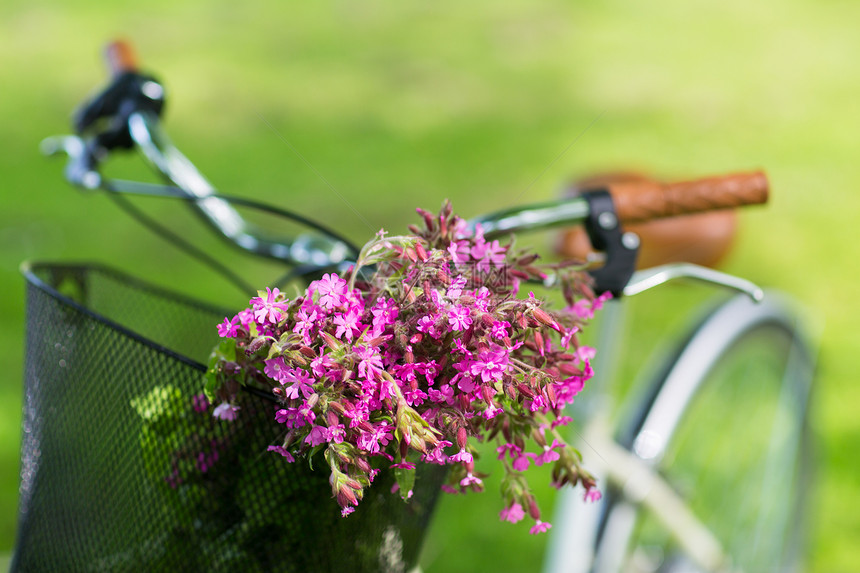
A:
[
  {"left": 580, "top": 189, "right": 640, "bottom": 297},
  {"left": 74, "top": 71, "right": 166, "bottom": 151}
]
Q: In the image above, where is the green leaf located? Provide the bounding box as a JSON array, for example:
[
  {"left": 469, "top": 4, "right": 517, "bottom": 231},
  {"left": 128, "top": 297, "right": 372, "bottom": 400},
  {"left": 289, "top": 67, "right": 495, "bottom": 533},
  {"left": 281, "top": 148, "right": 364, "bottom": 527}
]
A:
[
  {"left": 130, "top": 385, "right": 184, "bottom": 423},
  {"left": 204, "top": 338, "right": 237, "bottom": 401},
  {"left": 394, "top": 465, "right": 416, "bottom": 502}
]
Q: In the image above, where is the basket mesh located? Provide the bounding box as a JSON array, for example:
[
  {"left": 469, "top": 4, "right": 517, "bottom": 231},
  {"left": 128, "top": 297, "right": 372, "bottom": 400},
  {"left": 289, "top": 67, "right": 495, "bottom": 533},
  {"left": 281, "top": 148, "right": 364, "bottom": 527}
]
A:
[{"left": 16, "top": 263, "right": 444, "bottom": 573}]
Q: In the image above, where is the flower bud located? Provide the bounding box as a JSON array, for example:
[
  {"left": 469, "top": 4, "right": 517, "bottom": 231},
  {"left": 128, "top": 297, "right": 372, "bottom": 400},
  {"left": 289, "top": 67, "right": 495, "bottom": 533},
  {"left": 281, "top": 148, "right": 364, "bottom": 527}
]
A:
[
  {"left": 558, "top": 362, "right": 583, "bottom": 377},
  {"left": 545, "top": 384, "right": 557, "bottom": 406},
  {"left": 337, "top": 486, "right": 358, "bottom": 508},
  {"left": 355, "top": 456, "right": 371, "bottom": 473},
  {"left": 457, "top": 427, "right": 468, "bottom": 450},
  {"left": 481, "top": 385, "right": 496, "bottom": 403},
  {"left": 517, "top": 254, "right": 540, "bottom": 266},
  {"left": 527, "top": 496, "right": 541, "bottom": 521},
  {"left": 320, "top": 332, "right": 340, "bottom": 350},
  {"left": 299, "top": 346, "right": 316, "bottom": 359},
  {"left": 534, "top": 331, "right": 545, "bottom": 355},
  {"left": 327, "top": 401, "right": 346, "bottom": 415},
  {"left": 524, "top": 265, "right": 547, "bottom": 280},
  {"left": 458, "top": 394, "right": 470, "bottom": 411},
  {"left": 502, "top": 419, "right": 513, "bottom": 443},
  {"left": 246, "top": 336, "right": 269, "bottom": 355},
  {"left": 411, "top": 434, "right": 427, "bottom": 454},
  {"left": 415, "top": 241, "right": 428, "bottom": 261}
]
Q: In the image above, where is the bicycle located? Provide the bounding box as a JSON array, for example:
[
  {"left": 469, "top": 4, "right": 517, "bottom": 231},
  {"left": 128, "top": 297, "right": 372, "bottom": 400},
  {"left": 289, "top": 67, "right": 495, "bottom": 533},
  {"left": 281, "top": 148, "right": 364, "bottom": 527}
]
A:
[{"left": 20, "top": 41, "right": 815, "bottom": 572}]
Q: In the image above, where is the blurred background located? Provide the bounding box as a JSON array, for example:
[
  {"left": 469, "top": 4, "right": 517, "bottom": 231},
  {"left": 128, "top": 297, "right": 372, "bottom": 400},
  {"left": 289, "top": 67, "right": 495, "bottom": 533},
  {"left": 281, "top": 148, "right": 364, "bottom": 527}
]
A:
[{"left": 1, "top": 0, "right": 858, "bottom": 570}]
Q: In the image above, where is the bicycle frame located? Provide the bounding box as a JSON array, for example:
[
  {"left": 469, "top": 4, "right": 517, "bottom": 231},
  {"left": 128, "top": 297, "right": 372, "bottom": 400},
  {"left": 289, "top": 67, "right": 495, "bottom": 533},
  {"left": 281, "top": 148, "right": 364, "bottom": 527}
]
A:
[{"left": 41, "top": 56, "right": 795, "bottom": 573}]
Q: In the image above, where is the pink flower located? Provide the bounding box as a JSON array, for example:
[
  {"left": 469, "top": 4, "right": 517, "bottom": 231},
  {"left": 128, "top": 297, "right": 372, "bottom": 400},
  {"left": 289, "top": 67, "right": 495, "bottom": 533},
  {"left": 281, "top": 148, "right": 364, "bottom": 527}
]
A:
[
  {"left": 264, "top": 357, "right": 290, "bottom": 384},
  {"left": 192, "top": 393, "right": 209, "bottom": 413},
  {"left": 333, "top": 308, "right": 362, "bottom": 341},
  {"left": 282, "top": 368, "right": 315, "bottom": 400},
  {"left": 446, "top": 275, "right": 467, "bottom": 299},
  {"left": 577, "top": 346, "right": 597, "bottom": 363},
  {"left": 490, "top": 320, "right": 510, "bottom": 340},
  {"left": 447, "top": 240, "right": 471, "bottom": 265},
  {"left": 427, "top": 383, "right": 455, "bottom": 405},
  {"left": 314, "top": 273, "right": 348, "bottom": 309},
  {"left": 404, "top": 387, "right": 428, "bottom": 407},
  {"left": 483, "top": 403, "right": 503, "bottom": 419},
  {"left": 472, "top": 238, "right": 506, "bottom": 271},
  {"left": 554, "top": 375, "right": 586, "bottom": 408},
  {"left": 499, "top": 502, "right": 525, "bottom": 524},
  {"left": 390, "top": 461, "right": 417, "bottom": 470},
  {"left": 357, "top": 422, "right": 393, "bottom": 455},
  {"left": 292, "top": 307, "right": 319, "bottom": 343},
  {"left": 496, "top": 443, "right": 521, "bottom": 461},
  {"left": 560, "top": 326, "right": 579, "bottom": 349},
  {"left": 328, "top": 424, "right": 346, "bottom": 444},
  {"left": 512, "top": 452, "right": 533, "bottom": 472},
  {"left": 276, "top": 407, "right": 310, "bottom": 429},
  {"left": 470, "top": 346, "right": 509, "bottom": 383},
  {"left": 417, "top": 315, "right": 441, "bottom": 339},
  {"left": 236, "top": 308, "right": 256, "bottom": 329},
  {"left": 304, "top": 425, "right": 331, "bottom": 446},
  {"left": 460, "top": 472, "right": 483, "bottom": 488},
  {"left": 217, "top": 316, "right": 240, "bottom": 338},
  {"left": 568, "top": 299, "right": 595, "bottom": 319},
  {"left": 251, "top": 287, "right": 289, "bottom": 324},
  {"left": 474, "top": 287, "right": 491, "bottom": 312},
  {"left": 213, "top": 402, "right": 239, "bottom": 421},
  {"left": 449, "top": 448, "right": 473, "bottom": 463},
  {"left": 529, "top": 520, "right": 552, "bottom": 535},
  {"left": 422, "top": 440, "right": 452, "bottom": 465},
  {"left": 534, "top": 440, "right": 565, "bottom": 466},
  {"left": 267, "top": 445, "right": 296, "bottom": 462},
  {"left": 584, "top": 487, "right": 602, "bottom": 503},
  {"left": 371, "top": 297, "right": 398, "bottom": 335},
  {"left": 356, "top": 346, "right": 384, "bottom": 382},
  {"left": 448, "top": 305, "right": 472, "bottom": 331}
]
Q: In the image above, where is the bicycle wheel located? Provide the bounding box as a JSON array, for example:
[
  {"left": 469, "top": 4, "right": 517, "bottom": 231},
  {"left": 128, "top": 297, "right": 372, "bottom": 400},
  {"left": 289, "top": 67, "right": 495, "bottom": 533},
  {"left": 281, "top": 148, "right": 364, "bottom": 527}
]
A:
[{"left": 591, "top": 292, "right": 814, "bottom": 573}]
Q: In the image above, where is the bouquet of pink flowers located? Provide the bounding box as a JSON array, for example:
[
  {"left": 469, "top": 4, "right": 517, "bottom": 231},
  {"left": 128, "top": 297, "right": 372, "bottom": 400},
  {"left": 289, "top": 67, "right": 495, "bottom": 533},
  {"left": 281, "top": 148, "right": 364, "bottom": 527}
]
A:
[{"left": 205, "top": 201, "right": 608, "bottom": 534}]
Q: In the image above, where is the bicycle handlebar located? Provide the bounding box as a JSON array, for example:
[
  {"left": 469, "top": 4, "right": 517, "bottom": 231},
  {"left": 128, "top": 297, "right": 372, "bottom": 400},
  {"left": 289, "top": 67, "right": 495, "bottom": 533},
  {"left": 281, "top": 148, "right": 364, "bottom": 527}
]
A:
[
  {"left": 605, "top": 171, "right": 769, "bottom": 223},
  {"left": 44, "top": 40, "right": 770, "bottom": 296},
  {"left": 472, "top": 170, "right": 768, "bottom": 239}
]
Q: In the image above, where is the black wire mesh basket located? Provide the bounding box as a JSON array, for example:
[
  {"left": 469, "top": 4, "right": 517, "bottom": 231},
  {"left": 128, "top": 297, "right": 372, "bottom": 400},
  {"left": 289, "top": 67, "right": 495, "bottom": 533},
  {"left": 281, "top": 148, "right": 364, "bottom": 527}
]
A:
[{"left": 16, "top": 263, "right": 445, "bottom": 573}]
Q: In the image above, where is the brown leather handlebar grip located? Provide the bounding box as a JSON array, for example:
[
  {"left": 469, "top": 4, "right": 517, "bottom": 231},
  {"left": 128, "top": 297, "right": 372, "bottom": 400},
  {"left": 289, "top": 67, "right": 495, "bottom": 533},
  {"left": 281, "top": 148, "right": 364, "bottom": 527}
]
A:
[
  {"left": 104, "top": 40, "right": 139, "bottom": 77},
  {"left": 606, "top": 171, "right": 769, "bottom": 224}
]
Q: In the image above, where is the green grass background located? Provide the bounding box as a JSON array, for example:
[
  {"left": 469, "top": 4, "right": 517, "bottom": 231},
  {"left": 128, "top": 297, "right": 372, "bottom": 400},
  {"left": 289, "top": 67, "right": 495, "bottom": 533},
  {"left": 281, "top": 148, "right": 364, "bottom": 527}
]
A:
[{"left": 1, "top": 0, "right": 858, "bottom": 570}]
